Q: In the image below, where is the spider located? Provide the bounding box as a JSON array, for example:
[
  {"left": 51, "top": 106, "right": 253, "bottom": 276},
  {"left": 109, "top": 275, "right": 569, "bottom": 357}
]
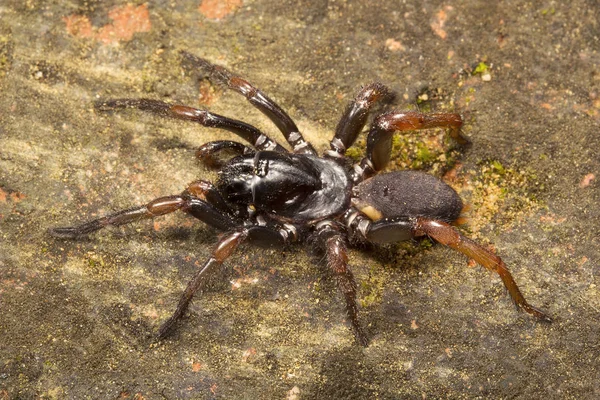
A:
[{"left": 50, "top": 51, "right": 551, "bottom": 345}]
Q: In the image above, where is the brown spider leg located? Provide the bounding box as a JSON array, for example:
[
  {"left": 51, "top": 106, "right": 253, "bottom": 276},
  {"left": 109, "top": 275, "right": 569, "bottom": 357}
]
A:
[
  {"left": 325, "top": 82, "right": 389, "bottom": 159},
  {"left": 181, "top": 51, "right": 316, "bottom": 155},
  {"left": 95, "top": 99, "right": 287, "bottom": 152},
  {"left": 49, "top": 182, "right": 239, "bottom": 239},
  {"left": 413, "top": 217, "right": 551, "bottom": 322},
  {"left": 316, "top": 221, "right": 367, "bottom": 346},
  {"left": 157, "top": 230, "right": 247, "bottom": 338},
  {"left": 159, "top": 223, "right": 294, "bottom": 338},
  {"left": 351, "top": 111, "right": 468, "bottom": 183}
]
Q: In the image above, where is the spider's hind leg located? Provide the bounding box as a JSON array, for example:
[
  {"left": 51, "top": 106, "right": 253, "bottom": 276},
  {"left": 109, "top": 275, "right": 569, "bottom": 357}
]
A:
[
  {"left": 412, "top": 217, "right": 551, "bottom": 322},
  {"left": 364, "top": 111, "right": 468, "bottom": 173},
  {"left": 349, "top": 111, "right": 467, "bottom": 183},
  {"left": 356, "top": 214, "right": 551, "bottom": 323}
]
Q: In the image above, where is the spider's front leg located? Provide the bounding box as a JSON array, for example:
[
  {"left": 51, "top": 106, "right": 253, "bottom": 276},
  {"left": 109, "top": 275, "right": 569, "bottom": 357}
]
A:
[
  {"left": 195, "top": 140, "right": 255, "bottom": 169},
  {"left": 157, "top": 229, "right": 247, "bottom": 338},
  {"left": 315, "top": 221, "right": 367, "bottom": 346},
  {"left": 347, "top": 212, "right": 551, "bottom": 322},
  {"left": 181, "top": 51, "right": 316, "bottom": 155}
]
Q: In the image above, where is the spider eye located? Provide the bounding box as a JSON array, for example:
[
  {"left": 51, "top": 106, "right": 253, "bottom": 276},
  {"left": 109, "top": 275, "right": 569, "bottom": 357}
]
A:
[{"left": 254, "top": 158, "right": 269, "bottom": 177}]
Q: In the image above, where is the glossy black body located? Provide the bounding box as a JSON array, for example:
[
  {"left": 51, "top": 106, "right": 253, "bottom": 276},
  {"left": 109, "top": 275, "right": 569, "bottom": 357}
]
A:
[{"left": 217, "top": 151, "right": 352, "bottom": 222}]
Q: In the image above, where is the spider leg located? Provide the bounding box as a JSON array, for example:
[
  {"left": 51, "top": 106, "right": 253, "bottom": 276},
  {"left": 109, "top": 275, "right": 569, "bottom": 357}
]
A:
[
  {"left": 157, "top": 229, "right": 246, "bottom": 338},
  {"left": 49, "top": 182, "right": 239, "bottom": 239},
  {"left": 158, "top": 223, "right": 295, "bottom": 339},
  {"left": 349, "top": 212, "right": 551, "bottom": 322},
  {"left": 95, "top": 98, "right": 287, "bottom": 152},
  {"left": 325, "top": 82, "right": 389, "bottom": 159},
  {"left": 315, "top": 221, "right": 367, "bottom": 346},
  {"left": 181, "top": 51, "right": 316, "bottom": 155},
  {"left": 412, "top": 217, "right": 551, "bottom": 322},
  {"left": 351, "top": 111, "right": 468, "bottom": 183},
  {"left": 196, "top": 140, "right": 255, "bottom": 169}
]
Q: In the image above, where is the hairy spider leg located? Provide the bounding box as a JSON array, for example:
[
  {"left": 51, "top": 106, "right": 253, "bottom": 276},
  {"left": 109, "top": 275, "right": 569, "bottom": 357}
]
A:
[
  {"left": 181, "top": 51, "right": 316, "bottom": 155},
  {"left": 95, "top": 99, "right": 287, "bottom": 152},
  {"left": 350, "top": 212, "right": 551, "bottom": 322},
  {"left": 325, "top": 82, "right": 390, "bottom": 159},
  {"left": 196, "top": 140, "right": 255, "bottom": 169},
  {"left": 316, "top": 221, "right": 367, "bottom": 346},
  {"left": 48, "top": 181, "right": 239, "bottom": 239},
  {"left": 352, "top": 111, "right": 467, "bottom": 183}
]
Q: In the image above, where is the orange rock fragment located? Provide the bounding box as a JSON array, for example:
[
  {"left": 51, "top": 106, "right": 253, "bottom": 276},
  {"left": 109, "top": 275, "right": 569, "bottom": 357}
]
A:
[
  {"left": 97, "top": 4, "right": 152, "bottom": 44},
  {"left": 63, "top": 15, "right": 94, "bottom": 38},
  {"left": 191, "top": 362, "right": 203, "bottom": 372},
  {"left": 431, "top": 6, "right": 454, "bottom": 39},
  {"left": 579, "top": 173, "right": 595, "bottom": 188},
  {"left": 199, "top": 0, "right": 243, "bottom": 20},
  {"left": 63, "top": 4, "right": 151, "bottom": 44},
  {"left": 385, "top": 38, "right": 406, "bottom": 52}
]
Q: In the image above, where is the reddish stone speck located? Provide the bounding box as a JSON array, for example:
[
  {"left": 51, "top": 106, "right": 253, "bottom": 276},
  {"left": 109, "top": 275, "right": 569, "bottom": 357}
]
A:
[
  {"left": 579, "top": 173, "right": 595, "bottom": 188},
  {"left": 63, "top": 15, "right": 94, "bottom": 38},
  {"left": 9, "top": 191, "right": 26, "bottom": 203},
  {"left": 198, "top": 79, "right": 218, "bottom": 105},
  {"left": 431, "top": 6, "right": 454, "bottom": 40},
  {"left": 97, "top": 4, "right": 152, "bottom": 44},
  {"left": 199, "top": 0, "right": 243, "bottom": 20},
  {"left": 192, "top": 362, "right": 203, "bottom": 372},
  {"left": 63, "top": 4, "right": 151, "bottom": 44}
]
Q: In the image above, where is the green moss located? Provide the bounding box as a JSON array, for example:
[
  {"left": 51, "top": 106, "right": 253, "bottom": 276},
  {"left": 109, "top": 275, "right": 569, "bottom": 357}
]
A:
[
  {"left": 415, "top": 141, "right": 435, "bottom": 164},
  {"left": 87, "top": 255, "right": 105, "bottom": 269},
  {"left": 388, "top": 130, "right": 462, "bottom": 175},
  {"left": 344, "top": 146, "right": 364, "bottom": 162},
  {"left": 472, "top": 62, "right": 489, "bottom": 75},
  {"left": 418, "top": 237, "right": 433, "bottom": 250},
  {"left": 541, "top": 7, "right": 556, "bottom": 15},
  {"left": 490, "top": 160, "right": 506, "bottom": 176}
]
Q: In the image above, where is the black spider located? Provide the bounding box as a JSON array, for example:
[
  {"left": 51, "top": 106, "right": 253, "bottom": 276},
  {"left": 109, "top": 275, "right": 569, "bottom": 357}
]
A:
[{"left": 50, "top": 52, "right": 551, "bottom": 345}]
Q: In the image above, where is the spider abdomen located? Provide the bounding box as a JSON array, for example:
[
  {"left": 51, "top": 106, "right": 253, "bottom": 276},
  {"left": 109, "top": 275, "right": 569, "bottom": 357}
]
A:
[{"left": 352, "top": 170, "right": 463, "bottom": 222}]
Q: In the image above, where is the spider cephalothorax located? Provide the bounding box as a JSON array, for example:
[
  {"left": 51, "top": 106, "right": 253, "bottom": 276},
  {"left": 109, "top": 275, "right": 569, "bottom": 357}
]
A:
[{"left": 50, "top": 52, "right": 550, "bottom": 345}]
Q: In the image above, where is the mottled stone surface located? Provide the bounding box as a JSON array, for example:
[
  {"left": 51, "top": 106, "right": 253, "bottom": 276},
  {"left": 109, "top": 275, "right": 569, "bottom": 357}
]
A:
[{"left": 1, "top": 1, "right": 599, "bottom": 398}]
